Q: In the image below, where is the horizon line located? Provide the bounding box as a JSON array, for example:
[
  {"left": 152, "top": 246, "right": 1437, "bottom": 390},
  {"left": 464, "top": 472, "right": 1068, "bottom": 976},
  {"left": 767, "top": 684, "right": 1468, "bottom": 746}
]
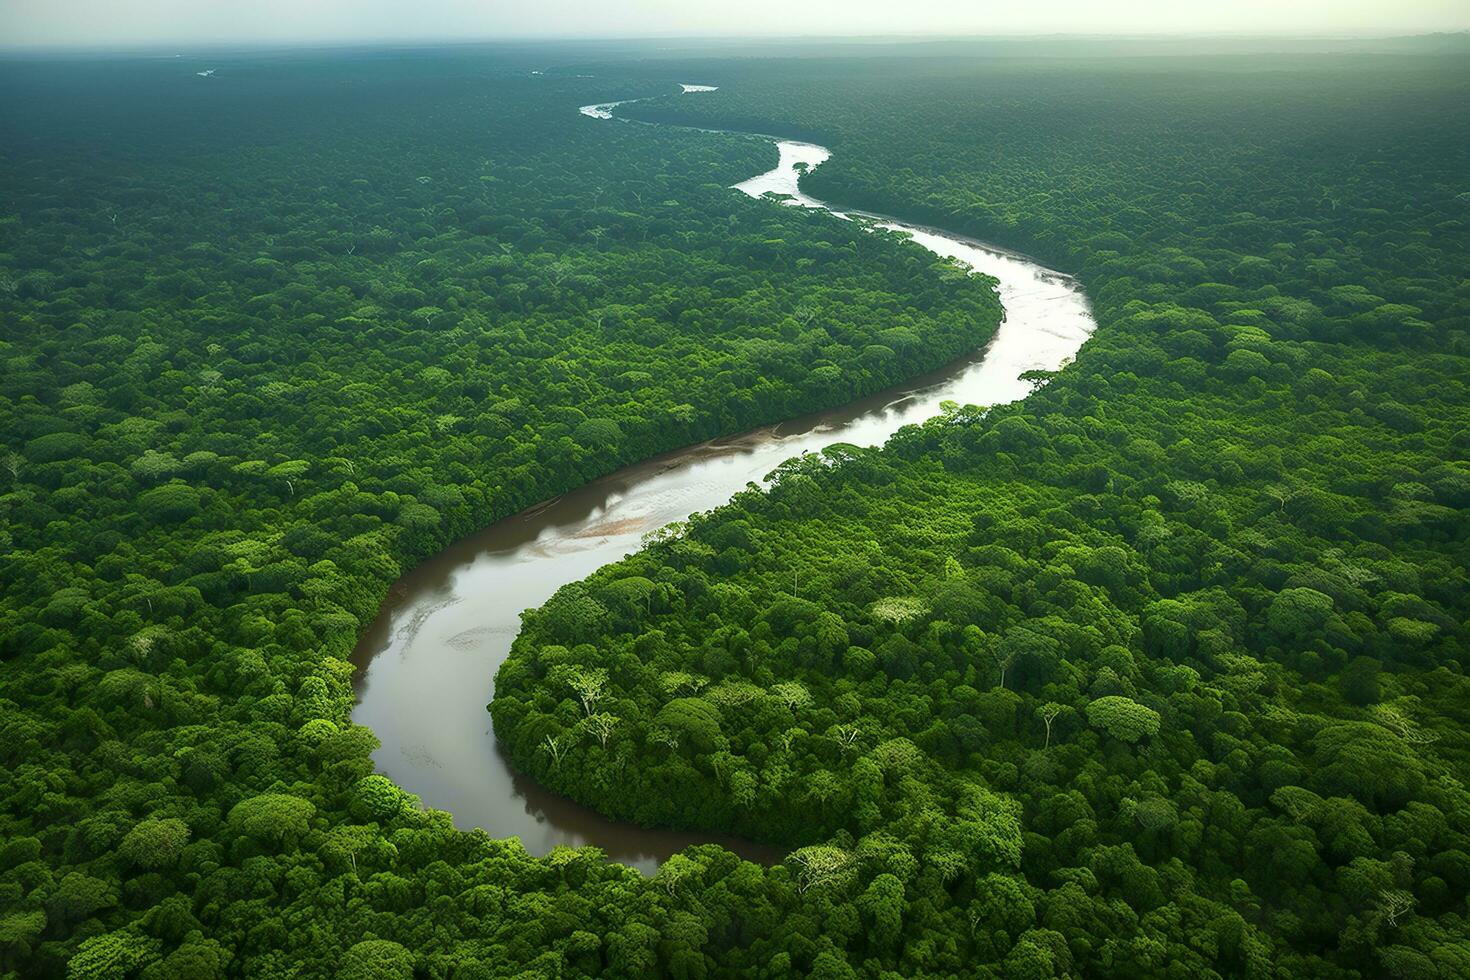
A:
[{"left": 2, "top": 28, "right": 1467, "bottom": 57}]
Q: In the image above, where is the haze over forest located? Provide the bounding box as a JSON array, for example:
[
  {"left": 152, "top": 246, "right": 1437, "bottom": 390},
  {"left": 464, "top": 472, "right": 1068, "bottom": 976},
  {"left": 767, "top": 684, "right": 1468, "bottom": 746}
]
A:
[{"left": 2, "top": 0, "right": 1468, "bottom": 49}]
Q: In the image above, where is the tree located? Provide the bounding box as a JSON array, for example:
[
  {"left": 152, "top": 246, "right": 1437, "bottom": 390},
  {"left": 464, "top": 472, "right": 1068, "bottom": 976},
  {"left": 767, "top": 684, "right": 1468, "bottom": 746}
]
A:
[
  {"left": 660, "top": 671, "right": 708, "bottom": 696},
  {"left": 871, "top": 595, "right": 928, "bottom": 624},
  {"left": 603, "top": 576, "right": 657, "bottom": 620},
  {"left": 657, "top": 853, "right": 701, "bottom": 895},
  {"left": 130, "top": 449, "right": 182, "bottom": 483},
  {"left": 1019, "top": 368, "right": 1057, "bottom": 393},
  {"left": 351, "top": 775, "right": 408, "bottom": 821},
  {"left": 857, "top": 873, "right": 905, "bottom": 951},
  {"left": 996, "top": 648, "right": 1016, "bottom": 689},
  {"left": 648, "top": 726, "right": 680, "bottom": 752},
  {"left": 540, "top": 587, "right": 610, "bottom": 644},
  {"left": 1312, "top": 721, "right": 1426, "bottom": 809},
  {"left": 340, "top": 940, "right": 414, "bottom": 980},
  {"left": 1371, "top": 703, "right": 1439, "bottom": 745},
  {"left": 26, "top": 431, "right": 88, "bottom": 463},
  {"left": 151, "top": 937, "right": 232, "bottom": 979},
  {"left": 227, "top": 794, "right": 315, "bottom": 846},
  {"left": 1267, "top": 587, "right": 1336, "bottom": 641},
  {"left": 832, "top": 723, "right": 863, "bottom": 754},
  {"left": 1037, "top": 702, "right": 1065, "bottom": 748},
  {"left": 138, "top": 482, "right": 203, "bottom": 522},
  {"left": 118, "top": 817, "right": 190, "bottom": 869},
  {"left": 1376, "top": 889, "right": 1416, "bottom": 927},
  {"left": 573, "top": 418, "right": 622, "bottom": 450},
  {"left": 0, "top": 910, "right": 45, "bottom": 962},
  {"left": 540, "top": 733, "right": 569, "bottom": 768},
  {"left": 870, "top": 737, "right": 922, "bottom": 775},
  {"left": 324, "top": 824, "right": 380, "bottom": 875},
  {"left": 996, "top": 625, "right": 1061, "bottom": 691},
  {"left": 1086, "top": 696, "right": 1161, "bottom": 743},
  {"left": 47, "top": 873, "right": 117, "bottom": 927},
  {"left": 788, "top": 846, "right": 855, "bottom": 894},
  {"left": 806, "top": 770, "right": 840, "bottom": 811},
  {"left": 814, "top": 612, "right": 849, "bottom": 656},
  {"left": 67, "top": 931, "right": 160, "bottom": 980},
  {"left": 772, "top": 681, "right": 812, "bottom": 713},
  {"left": 652, "top": 698, "right": 724, "bottom": 752},
  {"left": 1222, "top": 348, "right": 1271, "bottom": 380},
  {"left": 583, "top": 712, "right": 619, "bottom": 748},
  {"left": 565, "top": 667, "right": 608, "bottom": 717},
  {"left": 706, "top": 680, "right": 762, "bottom": 710}
]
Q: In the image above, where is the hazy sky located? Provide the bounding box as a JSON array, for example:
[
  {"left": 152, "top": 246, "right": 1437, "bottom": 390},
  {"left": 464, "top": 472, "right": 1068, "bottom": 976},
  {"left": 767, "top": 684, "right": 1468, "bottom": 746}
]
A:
[{"left": 2, "top": 0, "right": 1466, "bottom": 49}]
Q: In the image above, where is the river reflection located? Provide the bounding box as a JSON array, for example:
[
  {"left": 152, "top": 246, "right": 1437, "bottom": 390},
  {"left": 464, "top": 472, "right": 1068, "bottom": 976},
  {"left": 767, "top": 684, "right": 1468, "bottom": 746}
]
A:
[{"left": 351, "top": 92, "right": 1096, "bottom": 874}]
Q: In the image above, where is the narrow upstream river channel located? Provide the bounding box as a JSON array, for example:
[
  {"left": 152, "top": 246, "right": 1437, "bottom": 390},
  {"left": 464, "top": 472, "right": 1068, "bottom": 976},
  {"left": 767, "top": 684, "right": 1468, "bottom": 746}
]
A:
[{"left": 351, "top": 86, "right": 1097, "bottom": 873}]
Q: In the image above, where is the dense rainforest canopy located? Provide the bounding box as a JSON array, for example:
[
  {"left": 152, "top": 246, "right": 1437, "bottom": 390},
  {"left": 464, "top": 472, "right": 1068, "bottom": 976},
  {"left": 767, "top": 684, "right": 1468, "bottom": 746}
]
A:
[
  {"left": 499, "top": 53, "right": 1470, "bottom": 977},
  {"left": 2, "top": 42, "right": 1469, "bottom": 979},
  {"left": 0, "top": 50, "right": 1005, "bottom": 978}
]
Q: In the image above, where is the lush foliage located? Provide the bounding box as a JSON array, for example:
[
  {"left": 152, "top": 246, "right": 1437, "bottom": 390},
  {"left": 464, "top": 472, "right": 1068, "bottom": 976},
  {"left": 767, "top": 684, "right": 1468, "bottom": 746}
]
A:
[
  {"left": 496, "top": 53, "right": 1470, "bottom": 976},
  {"left": 3, "top": 42, "right": 1468, "bottom": 979},
  {"left": 0, "top": 52, "right": 1001, "bottom": 977}
]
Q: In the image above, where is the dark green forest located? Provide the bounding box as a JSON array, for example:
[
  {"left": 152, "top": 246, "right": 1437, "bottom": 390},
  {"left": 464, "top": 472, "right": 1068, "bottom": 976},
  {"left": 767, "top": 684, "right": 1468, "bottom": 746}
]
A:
[
  {"left": 498, "top": 53, "right": 1470, "bottom": 977},
  {"left": 3, "top": 43, "right": 1469, "bottom": 979}
]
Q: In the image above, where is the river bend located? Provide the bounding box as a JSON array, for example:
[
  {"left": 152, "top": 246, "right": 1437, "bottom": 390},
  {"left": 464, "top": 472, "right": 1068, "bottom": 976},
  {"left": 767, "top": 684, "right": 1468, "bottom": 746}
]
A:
[{"left": 351, "top": 86, "right": 1096, "bottom": 873}]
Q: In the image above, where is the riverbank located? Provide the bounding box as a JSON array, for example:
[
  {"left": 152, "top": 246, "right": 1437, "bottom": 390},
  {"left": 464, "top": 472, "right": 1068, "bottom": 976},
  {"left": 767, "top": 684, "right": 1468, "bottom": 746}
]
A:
[{"left": 351, "top": 87, "right": 1095, "bottom": 873}]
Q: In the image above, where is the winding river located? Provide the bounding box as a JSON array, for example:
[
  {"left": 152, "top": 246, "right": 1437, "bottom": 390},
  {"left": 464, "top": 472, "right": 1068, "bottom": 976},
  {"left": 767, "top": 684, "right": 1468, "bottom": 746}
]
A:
[{"left": 351, "top": 87, "right": 1096, "bottom": 874}]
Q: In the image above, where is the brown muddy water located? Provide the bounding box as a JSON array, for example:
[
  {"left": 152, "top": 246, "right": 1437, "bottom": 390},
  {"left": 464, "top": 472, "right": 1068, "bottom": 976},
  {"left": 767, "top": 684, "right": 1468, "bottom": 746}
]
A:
[{"left": 351, "top": 89, "right": 1096, "bottom": 874}]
